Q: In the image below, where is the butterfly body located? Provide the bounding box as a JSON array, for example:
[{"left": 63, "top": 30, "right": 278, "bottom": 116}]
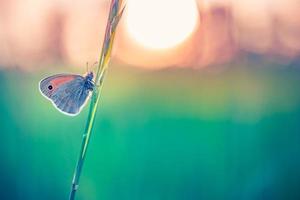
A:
[{"left": 39, "top": 72, "right": 95, "bottom": 116}]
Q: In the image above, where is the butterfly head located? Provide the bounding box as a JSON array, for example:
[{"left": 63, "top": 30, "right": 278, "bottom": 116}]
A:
[
  {"left": 84, "top": 72, "right": 95, "bottom": 91},
  {"left": 86, "top": 71, "right": 94, "bottom": 80}
]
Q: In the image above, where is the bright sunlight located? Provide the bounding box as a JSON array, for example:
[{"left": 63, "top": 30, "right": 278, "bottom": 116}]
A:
[{"left": 125, "top": 0, "right": 199, "bottom": 50}]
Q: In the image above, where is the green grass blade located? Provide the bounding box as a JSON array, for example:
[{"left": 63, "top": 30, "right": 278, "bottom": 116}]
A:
[{"left": 69, "top": 1, "right": 125, "bottom": 199}]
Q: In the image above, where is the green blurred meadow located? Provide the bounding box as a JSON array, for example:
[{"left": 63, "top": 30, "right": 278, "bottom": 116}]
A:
[{"left": 1, "top": 61, "right": 300, "bottom": 200}]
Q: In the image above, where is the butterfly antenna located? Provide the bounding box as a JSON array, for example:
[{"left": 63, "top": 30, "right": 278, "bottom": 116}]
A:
[
  {"left": 92, "top": 62, "right": 98, "bottom": 72},
  {"left": 86, "top": 62, "right": 89, "bottom": 73}
]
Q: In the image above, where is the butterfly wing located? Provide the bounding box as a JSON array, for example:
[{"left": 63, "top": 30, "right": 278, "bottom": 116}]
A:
[{"left": 39, "top": 74, "right": 92, "bottom": 116}]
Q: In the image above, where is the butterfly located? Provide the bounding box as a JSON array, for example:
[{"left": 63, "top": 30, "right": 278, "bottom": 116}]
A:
[{"left": 39, "top": 72, "right": 95, "bottom": 116}]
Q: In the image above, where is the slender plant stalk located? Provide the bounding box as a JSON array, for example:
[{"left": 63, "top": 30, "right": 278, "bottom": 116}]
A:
[{"left": 69, "top": 1, "right": 125, "bottom": 199}]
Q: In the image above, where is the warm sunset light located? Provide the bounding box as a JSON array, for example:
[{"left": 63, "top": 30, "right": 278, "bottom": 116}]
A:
[{"left": 125, "top": 0, "right": 199, "bottom": 50}]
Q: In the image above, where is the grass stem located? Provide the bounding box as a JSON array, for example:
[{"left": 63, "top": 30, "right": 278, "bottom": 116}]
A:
[{"left": 69, "top": 1, "right": 125, "bottom": 199}]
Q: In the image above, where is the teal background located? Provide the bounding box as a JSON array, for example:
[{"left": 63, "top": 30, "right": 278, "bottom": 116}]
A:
[{"left": 0, "top": 61, "right": 300, "bottom": 200}]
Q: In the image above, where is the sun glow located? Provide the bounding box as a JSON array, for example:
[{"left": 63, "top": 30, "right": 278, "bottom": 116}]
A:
[{"left": 125, "top": 0, "right": 199, "bottom": 50}]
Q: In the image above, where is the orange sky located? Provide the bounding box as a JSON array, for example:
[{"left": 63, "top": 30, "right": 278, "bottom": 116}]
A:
[{"left": 0, "top": 0, "right": 299, "bottom": 70}]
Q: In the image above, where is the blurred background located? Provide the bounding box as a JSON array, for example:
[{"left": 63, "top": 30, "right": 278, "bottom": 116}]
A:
[{"left": 0, "top": 0, "right": 300, "bottom": 199}]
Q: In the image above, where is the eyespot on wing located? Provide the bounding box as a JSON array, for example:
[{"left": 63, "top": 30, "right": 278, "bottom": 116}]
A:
[{"left": 39, "top": 74, "right": 83, "bottom": 98}]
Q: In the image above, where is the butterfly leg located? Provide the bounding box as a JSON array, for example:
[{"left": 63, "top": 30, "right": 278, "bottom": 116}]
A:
[{"left": 92, "top": 80, "right": 100, "bottom": 88}]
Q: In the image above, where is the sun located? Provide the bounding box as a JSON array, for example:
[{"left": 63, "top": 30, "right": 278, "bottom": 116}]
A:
[{"left": 125, "top": 0, "right": 199, "bottom": 50}]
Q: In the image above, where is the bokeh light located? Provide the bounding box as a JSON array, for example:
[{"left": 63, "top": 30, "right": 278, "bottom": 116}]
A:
[
  {"left": 0, "top": 0, "right": 300, "bottom": 69},
  {"left": 125, "top": 0, "right": 199, "bottom": 50}
]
